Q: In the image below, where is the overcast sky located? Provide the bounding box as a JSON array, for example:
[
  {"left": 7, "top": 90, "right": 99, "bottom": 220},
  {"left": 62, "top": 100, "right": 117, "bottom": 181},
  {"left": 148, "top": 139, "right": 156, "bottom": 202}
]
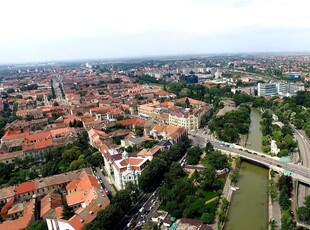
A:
[{"left": 1, "top": 0, "right": 310, "bottom": 63}]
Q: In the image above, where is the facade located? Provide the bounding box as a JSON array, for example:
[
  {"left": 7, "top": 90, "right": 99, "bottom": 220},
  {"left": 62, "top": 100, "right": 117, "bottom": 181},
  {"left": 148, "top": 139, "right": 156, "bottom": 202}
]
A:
[
  {"left": 169, "top": 111, "right": 199, "bottom": 130},
  {"left": 168, "top": 107, "right": 209, "bottom": 131},
  {"left": 258, "top": 82, "right": 305, "bottom": 97},
  {"left": 257, "top": 83, "right": 278, "bottom": 97}
]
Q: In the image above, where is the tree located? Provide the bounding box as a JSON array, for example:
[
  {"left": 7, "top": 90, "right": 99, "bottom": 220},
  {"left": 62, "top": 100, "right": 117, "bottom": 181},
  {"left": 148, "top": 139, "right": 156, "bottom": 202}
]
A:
[
  {"left": 25, "top": 114, "right": 34, "bottom": 121},
  {"left": 69, "top": 155, "right": 89, "bottom": 171},
  {"left": 204, "top": 150, "right": 229, "bottom": 170},
  {"left": 41, "top": 162, "right": 59, "bottom": 177},
  {"left": 28, "top": 170, "right": 39, "bottom": 180},
  {"left": 279, "top": 191, "right": 290, "bottom": 210},
  {"left": 281, "top": 210, "right": 295, "bottom": 230},
  {"left": 205, "top": 142, "right": 214, "bottom": 154},
  {"left": 87, "top": 152, "right": 104, "bottom": 167},
  {"left": 62, "top": 201, "right": 74, "bottom": 220},
  {"left": 230, "top": 171, "right": 239, "bottom": 184},
  {"left": 135, "top": 126, "right": 144, "bottom": 137},
  {"left": 199, "top": 167, "right": 217, "bottom": 190},
  {"left": 298, "top": 195, "right": 310, "bottom": 223},
  {"left": 26, "top": 220, "right": 48, "bottom": 230},
  {"left": 6, "top": 88, "right": 15, "bottom": 94},
  {"left": 186, "top": 146, "right": 202, "bottom": 165},
  {"left": 201, "top": 212, "right": 214, "bottom": 224}
]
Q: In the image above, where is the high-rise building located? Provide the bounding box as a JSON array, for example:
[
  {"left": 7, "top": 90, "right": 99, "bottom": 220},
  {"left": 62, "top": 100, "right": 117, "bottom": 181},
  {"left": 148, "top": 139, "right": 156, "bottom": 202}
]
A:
[
  {"left": 257, "top": 83, "right": 277, "bottom": 96},
  {"left": 277, "top": 82, "right": 288, "bottom": 95}
]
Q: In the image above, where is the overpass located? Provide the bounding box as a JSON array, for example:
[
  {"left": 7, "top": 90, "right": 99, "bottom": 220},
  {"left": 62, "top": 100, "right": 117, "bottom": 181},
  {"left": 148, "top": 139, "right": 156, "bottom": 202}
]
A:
[{"left": 210, "top": 140, "right": 310, "bottom": 185}]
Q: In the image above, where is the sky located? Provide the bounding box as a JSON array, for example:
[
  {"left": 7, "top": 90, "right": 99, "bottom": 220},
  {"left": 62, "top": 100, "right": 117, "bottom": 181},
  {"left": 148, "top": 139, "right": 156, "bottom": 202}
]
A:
[{"left": 1, "top": 0, "right": 310, "bottom": 63}]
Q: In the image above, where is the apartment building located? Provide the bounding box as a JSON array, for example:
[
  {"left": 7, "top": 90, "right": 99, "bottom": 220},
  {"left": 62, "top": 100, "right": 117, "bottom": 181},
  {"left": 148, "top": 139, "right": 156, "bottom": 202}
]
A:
[{"left": 168, "top": 107, "right": 209, "bottom": 131}]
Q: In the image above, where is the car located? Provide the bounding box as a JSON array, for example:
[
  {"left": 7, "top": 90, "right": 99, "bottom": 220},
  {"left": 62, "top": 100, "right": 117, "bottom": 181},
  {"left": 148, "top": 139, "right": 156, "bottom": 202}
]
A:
[
  {"left": 130, "top": 222, "right": 137, "bottom": 228},
  {"left": 139, "top": 207, "right": 144, "bottom": 213},
  {"left": 150, "top": 199, "right": 155, "bottom": 203},
  {"left": 99, "top": 179, "right": 103, "bottom": 183}
]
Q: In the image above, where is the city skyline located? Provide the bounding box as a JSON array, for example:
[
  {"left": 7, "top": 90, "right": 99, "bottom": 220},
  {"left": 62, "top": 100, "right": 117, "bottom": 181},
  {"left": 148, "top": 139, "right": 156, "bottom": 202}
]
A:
[{"left": 1, "top": 0, "right": 310, "bottom": 64}]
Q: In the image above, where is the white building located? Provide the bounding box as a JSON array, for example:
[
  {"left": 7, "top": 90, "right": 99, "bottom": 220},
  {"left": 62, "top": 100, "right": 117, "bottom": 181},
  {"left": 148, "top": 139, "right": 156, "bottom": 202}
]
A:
[
  {"left": 111, "top": 151, "right": 149, "bottom": 190},
  {"left": 258, "top": 83, "right": 278, "bottom": 97},
  {"left": 271, "top": 140, "right": 280, "bottom": 155}
]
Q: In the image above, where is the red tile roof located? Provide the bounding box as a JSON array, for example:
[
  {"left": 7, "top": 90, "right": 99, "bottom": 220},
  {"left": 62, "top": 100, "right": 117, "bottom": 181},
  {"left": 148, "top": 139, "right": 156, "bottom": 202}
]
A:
[
  {"left": 14, "top": 181, "right": 35, "bottom": 195},
  {"left": 116, "top": 118, "right": 145, "bottom": 126}
]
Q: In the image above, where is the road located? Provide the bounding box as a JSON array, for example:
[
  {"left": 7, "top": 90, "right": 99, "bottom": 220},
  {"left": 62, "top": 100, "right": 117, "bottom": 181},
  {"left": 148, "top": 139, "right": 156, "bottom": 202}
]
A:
[
  {"left": 189, "top": 130, "right": 310, "bottom": 185},
  {"left": 116, "top": 187, "right": 160, "bottom": 230},
  {"left": 93, "top": 167, "right": 117, "bottom": 196},
  {"left": 294, "top": 129, "right": 310, "bottom": 207},
  {"left": 115, "top": 142, "right": 189, "bottom": 230}
]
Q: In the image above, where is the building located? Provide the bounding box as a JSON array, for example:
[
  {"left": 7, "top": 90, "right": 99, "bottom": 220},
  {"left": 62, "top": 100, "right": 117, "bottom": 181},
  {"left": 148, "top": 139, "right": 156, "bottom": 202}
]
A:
[
  {"left": 111, "top": 151, "right": 149, "bottom": 190},
  {"left": 257, "top": 83, "right": 277, "bottom": 97},
  {"left": 277, "top": 82, "right": 288, "bottom": 95},
  {"left": 0, "top": 126, "right": 78, "bottom": 164},
  {"left": 179, "top": 75, "right": 198, "bottom": 83},
  {"left": 46, "top": 173, "right": 110, "bottom": 230},
  {"left": 168, "top": 107, "right": 209, "bottom": 131},
  {"left": 271, "top": 140, "right": 280, "bottom": 156},
  {"left": 176, "top": 218, "right": 213, "bottom": 230},
  {"left": 258, "top": 82, "right": 305, "bottom": 97},
  {"left": 149, "top": 125, "right": 187, "bottom": 143},
  {"left": 0, "top": 169, "right": 93, "bottom": 204}
]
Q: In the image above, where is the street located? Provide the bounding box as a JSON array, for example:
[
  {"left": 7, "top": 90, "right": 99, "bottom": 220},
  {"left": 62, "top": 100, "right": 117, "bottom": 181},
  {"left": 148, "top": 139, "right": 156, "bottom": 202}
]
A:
[
  {"left": 93, "top": 166, "right": 117, "bottom": 196},
  {"left": 117, "top": 187, "right": 160, "bottom": 230}
]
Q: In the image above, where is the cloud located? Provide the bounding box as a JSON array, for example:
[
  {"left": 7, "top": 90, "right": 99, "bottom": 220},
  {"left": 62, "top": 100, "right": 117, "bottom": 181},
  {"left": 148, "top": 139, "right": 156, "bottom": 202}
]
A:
[{"left": 0, "top": 0, "right": 310, "bottom": 63}]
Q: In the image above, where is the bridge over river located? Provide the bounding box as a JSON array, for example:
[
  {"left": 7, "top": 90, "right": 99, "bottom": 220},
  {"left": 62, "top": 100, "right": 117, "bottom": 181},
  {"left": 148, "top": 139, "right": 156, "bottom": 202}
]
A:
[{"left": 211, "top": 140, "right": 310, "bottom": 185}]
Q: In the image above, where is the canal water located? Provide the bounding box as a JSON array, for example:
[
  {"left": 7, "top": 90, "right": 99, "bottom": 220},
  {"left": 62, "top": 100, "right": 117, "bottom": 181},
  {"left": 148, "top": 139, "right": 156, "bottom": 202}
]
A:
[
  {"left": 225, "top": 108, "right": 268, "bottom": 230},
  {"left": 246, "top": 108, "right": 263, "bottom": 153}
]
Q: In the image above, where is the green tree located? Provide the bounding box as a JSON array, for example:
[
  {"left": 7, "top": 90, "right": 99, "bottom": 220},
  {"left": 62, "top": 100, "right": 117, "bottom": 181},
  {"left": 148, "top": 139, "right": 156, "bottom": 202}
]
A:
[
  {"left": 186, "top": 146, "right": 202, "bottom": 165},
  {"left": 62, "top": 201, "right": 74, "bottom": 220},
  {"left": 26, "top": 220, "right": 48, "bottom": 230},
  {"left": 204, "top": 150, "right": 229, "bottom": 170},
  {"left": 135, "top": 126, "right": 144, "bottom": 136}
]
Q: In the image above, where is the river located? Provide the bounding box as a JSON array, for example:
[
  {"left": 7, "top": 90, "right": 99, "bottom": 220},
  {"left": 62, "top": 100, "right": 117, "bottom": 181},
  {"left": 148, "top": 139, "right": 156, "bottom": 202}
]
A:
[
  {"left": 246, "top": 108, "right": 263, "bottom": 153},
  {"left": 225, "top": 108, "right": 269, "bottom": 230}
]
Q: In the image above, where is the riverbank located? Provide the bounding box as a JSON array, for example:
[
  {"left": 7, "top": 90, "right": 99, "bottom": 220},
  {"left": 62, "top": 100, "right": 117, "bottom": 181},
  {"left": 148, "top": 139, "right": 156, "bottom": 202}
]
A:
[
  {"left": 212, "top": 159, "right": 236, "bottom": 230},
  {"left": 268, "top": 170, "right": 281, "bottom": 230}
]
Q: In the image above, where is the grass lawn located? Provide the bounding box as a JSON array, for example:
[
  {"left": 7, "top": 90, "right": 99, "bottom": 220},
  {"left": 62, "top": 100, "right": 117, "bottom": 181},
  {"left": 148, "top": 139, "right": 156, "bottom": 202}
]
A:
[
  {"left": 203, "top": 191, "right": 218, "bottom": 201},
  {"left": 201, "top": 158, "right": 209, "bottom": 167}
]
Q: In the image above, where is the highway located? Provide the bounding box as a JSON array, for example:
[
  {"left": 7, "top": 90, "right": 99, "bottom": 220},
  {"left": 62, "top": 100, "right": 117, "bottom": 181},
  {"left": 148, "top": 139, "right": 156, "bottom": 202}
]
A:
[{"left": 294, "top": 129, "right": 310, "bottom": 207}]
